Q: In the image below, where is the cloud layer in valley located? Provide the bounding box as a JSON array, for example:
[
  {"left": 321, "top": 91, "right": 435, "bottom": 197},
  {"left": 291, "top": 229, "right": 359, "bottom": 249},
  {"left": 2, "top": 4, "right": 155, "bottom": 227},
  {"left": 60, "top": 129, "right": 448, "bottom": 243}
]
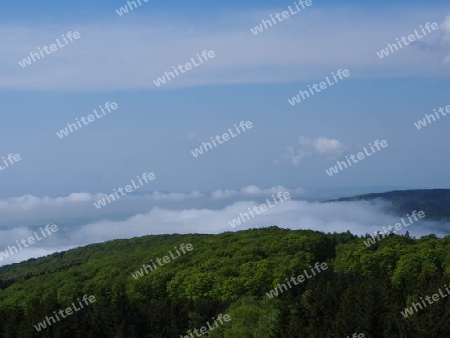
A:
[{"left": 0, "top": 187, "right": 448, "bottom": 266}]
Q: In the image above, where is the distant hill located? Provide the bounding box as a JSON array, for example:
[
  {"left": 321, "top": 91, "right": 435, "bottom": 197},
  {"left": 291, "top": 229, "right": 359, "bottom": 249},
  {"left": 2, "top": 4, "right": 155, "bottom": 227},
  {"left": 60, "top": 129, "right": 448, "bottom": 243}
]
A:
[{"left": 329, "top": 189, "right": 450, "bottom": 221}]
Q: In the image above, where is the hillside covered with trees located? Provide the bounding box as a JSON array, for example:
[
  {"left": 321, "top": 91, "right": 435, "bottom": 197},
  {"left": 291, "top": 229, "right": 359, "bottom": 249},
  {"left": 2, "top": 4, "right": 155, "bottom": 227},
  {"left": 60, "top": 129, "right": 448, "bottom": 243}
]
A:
[{"left": 0, "top": 225, "right": 449, "bottom": 337}]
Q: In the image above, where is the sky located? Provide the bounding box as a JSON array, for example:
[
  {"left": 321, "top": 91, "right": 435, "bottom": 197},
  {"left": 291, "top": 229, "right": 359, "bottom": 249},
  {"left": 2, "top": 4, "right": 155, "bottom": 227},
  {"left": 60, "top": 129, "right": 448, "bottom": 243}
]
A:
[{"left": 0, "top": 0, "right": 449, "bottom": 265}]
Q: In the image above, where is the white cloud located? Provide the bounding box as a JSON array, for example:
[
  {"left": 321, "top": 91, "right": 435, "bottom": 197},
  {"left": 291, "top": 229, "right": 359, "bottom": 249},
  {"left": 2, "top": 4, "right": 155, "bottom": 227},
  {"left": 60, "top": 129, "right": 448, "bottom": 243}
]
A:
[
  {"left": 0, "top": 186, "right": 306, "bottom": 227},
  {"left": 311, "top": 136, "right": 346, "bottom": 155},
  {"left": 286, "top": 146, "right": 311, "bottom": 166},
  {"left": 1, "top": 8, "right": 449, "bottom": 90},
  {"left": 0, "top": 198, "right": 447, "bottom": 267},
  {"left": 283, "top": 136, "right": 345, "bottom": 166}
]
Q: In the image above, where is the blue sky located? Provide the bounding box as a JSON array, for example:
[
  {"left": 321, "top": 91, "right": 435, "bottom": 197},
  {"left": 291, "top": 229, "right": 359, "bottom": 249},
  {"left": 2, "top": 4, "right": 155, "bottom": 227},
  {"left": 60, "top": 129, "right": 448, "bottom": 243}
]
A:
[
  {"left": 2, "top": 0, "right": 449, "bottom": 197},
  {"left": 0, "top": 0, "right": 450, "bottom": 264}
]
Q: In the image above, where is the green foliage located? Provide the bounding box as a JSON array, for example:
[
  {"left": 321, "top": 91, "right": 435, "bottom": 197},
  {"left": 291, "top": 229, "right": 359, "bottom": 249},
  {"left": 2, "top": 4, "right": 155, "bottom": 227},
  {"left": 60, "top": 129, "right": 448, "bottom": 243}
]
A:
[
  {"left": 0, "top": 226, "right": 449, "bottom": 336},
  {"left": 207, "top": 297, "right": 280, "bottom": 338}
]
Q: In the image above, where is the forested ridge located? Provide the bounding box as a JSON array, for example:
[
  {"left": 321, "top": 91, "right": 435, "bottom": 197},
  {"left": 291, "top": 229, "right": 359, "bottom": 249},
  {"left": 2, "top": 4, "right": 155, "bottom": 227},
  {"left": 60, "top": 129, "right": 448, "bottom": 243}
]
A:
[
  {"left": 0, "top": 224, "right": 449, "bottom": 337},
  {"left": 330, "top": 189, "right": 450, "bottom": 220}
]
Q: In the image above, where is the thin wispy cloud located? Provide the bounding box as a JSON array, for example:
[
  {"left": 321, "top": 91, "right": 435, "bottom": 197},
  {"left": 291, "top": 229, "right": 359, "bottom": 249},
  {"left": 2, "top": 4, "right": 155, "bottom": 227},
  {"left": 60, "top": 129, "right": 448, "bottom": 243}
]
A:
[{"left": 2, "top": 8, "right": 449, "bottom": 90}]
